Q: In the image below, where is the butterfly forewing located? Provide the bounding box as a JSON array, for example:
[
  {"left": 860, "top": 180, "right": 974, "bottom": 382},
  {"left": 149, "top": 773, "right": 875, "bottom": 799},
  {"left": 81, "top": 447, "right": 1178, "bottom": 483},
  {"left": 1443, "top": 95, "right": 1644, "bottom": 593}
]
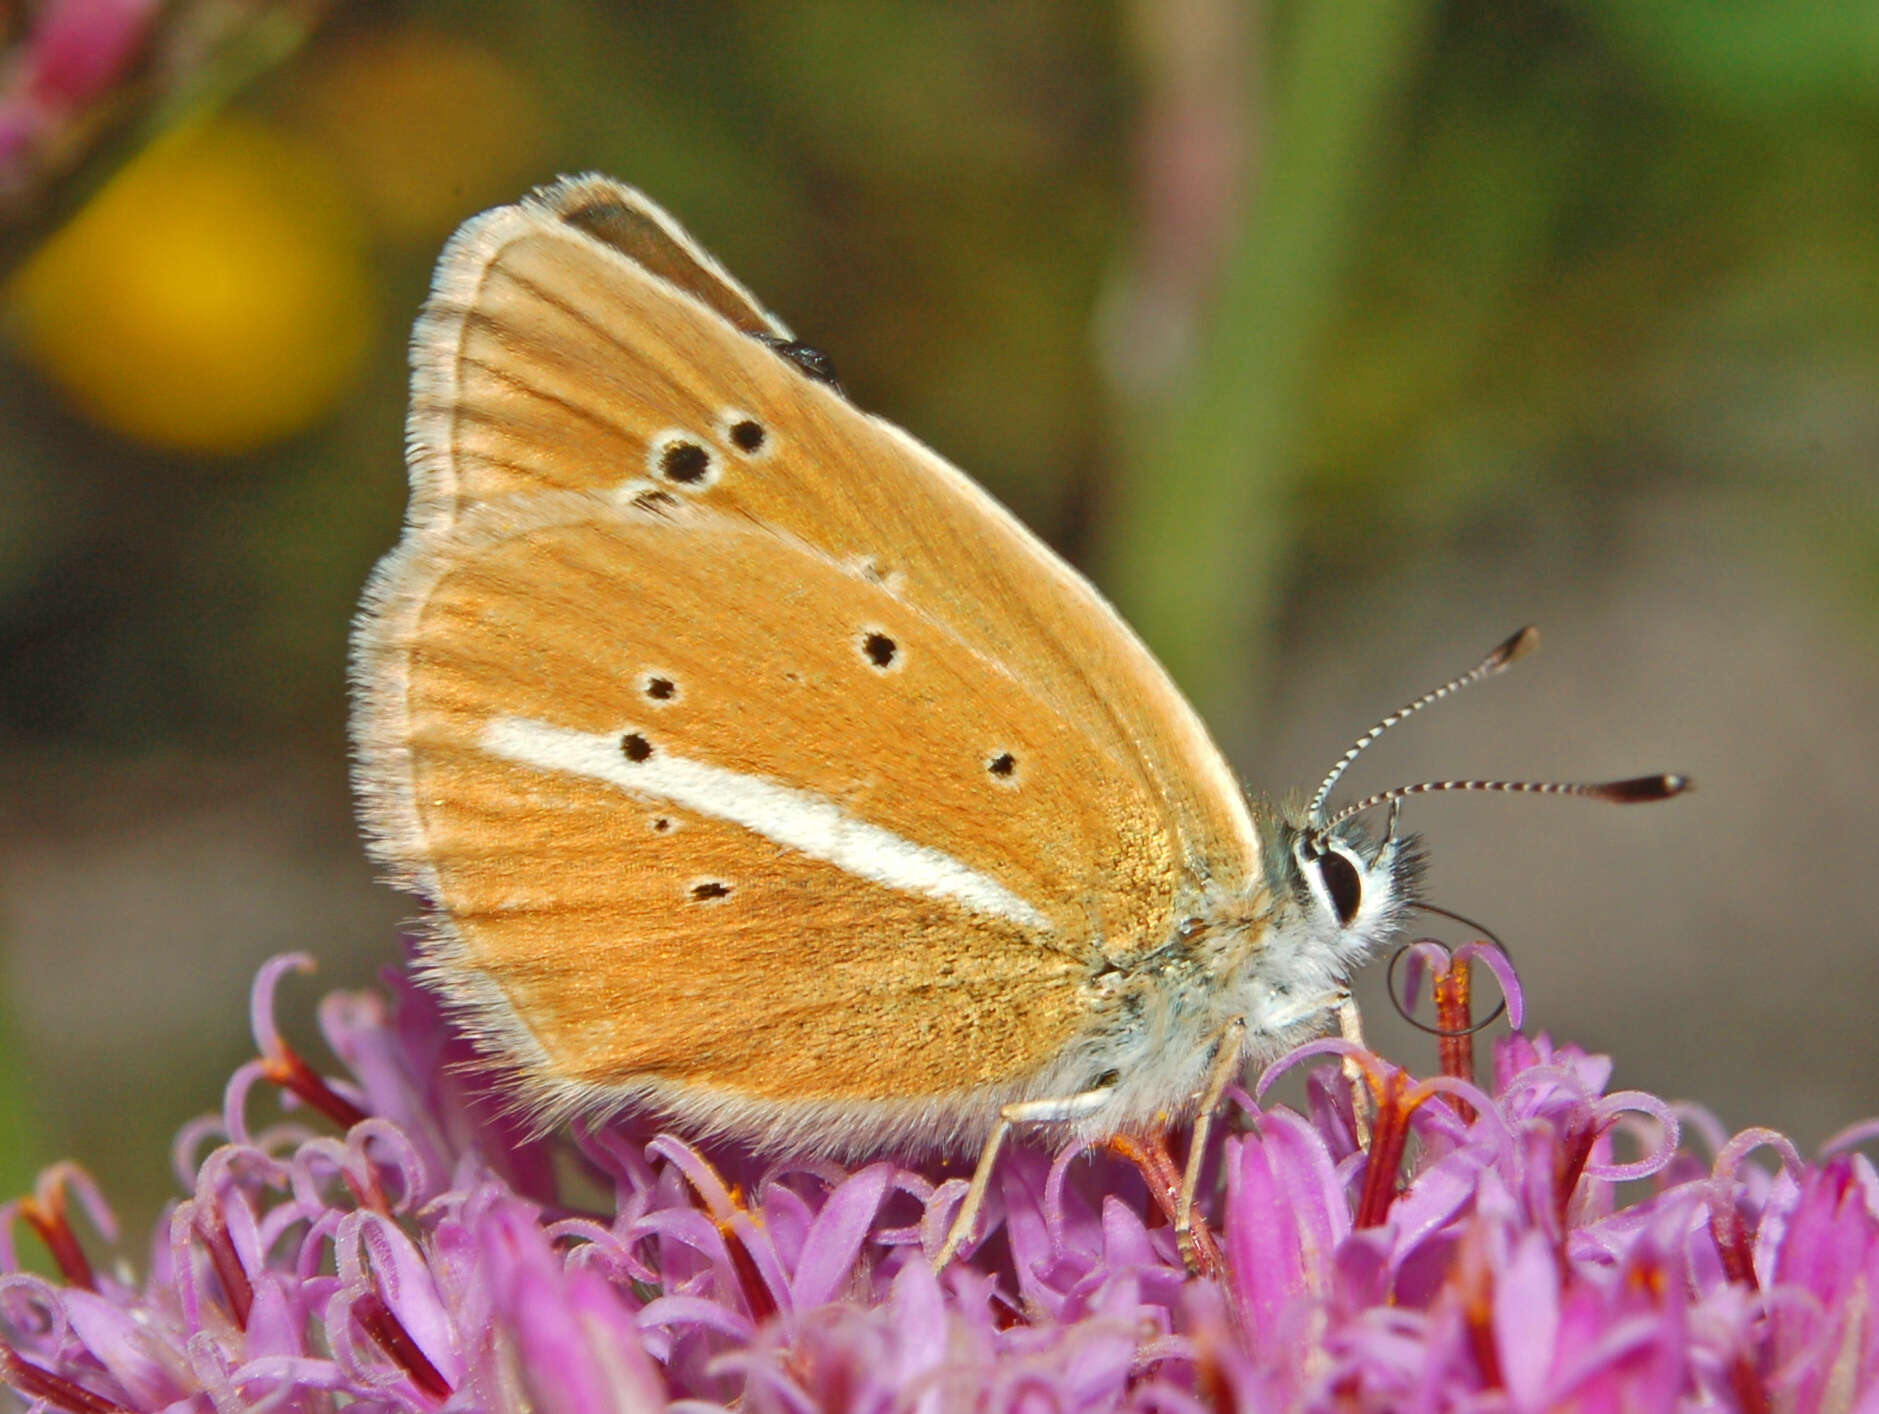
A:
[
  {"left": 408, "top": 178, "right": 1257, "bottom": 878},
  {"left": 355, "top": 175, "right": 1265, "bottom": 1143}
]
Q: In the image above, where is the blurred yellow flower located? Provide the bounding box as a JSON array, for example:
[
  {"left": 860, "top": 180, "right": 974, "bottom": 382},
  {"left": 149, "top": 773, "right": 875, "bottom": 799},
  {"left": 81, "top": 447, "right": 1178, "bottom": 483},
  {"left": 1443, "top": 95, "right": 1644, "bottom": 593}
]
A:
[{"left": 6, "top": 115, "right": 375, "bottom": 455}]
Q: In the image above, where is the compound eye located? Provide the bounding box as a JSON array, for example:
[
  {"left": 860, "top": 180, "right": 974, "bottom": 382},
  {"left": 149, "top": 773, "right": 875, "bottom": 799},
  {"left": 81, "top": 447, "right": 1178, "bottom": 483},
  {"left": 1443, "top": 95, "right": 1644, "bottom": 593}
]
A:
[{"left": 1317, "top": 849, "right": 1363, "bottom": 926}]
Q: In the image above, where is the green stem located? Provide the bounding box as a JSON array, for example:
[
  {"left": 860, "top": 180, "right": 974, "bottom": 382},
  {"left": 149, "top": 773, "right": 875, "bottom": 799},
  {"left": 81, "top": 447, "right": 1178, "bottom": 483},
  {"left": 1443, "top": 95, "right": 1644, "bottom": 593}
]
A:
[{"left": 1100, "top": 0, "right": 1434, "bottom": 724}]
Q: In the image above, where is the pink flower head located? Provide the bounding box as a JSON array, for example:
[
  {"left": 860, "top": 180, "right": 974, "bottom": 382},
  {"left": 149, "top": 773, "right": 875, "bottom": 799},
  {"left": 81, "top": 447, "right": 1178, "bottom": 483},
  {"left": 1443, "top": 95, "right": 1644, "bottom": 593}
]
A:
[{"left": 0, "top": 953, "right": 1875, "bottom": 1412}]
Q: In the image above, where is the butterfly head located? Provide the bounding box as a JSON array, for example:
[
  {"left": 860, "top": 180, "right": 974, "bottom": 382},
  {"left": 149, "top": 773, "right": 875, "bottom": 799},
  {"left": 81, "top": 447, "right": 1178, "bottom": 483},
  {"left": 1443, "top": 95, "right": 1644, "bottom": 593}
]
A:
[
  {"left": 1223, "top": 624, "right": 1690, "bottom": 1033},
  {"left": 1216, "top": 633, "right": 1542, "bottom": 1008},
  {"left": 1200, "top": 797, "right": 1424, "bottom": 1041},
  {"left": 1269, "top": 800, "right": 1426, "bottom": 977}
]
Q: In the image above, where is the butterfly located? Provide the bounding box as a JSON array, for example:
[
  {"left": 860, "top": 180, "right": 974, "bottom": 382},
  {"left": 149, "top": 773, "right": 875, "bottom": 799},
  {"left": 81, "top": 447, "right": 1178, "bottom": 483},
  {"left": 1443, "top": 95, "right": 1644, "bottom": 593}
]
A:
[{"left": 350, "top": 174, "right": 1685, "bottom": 1264}]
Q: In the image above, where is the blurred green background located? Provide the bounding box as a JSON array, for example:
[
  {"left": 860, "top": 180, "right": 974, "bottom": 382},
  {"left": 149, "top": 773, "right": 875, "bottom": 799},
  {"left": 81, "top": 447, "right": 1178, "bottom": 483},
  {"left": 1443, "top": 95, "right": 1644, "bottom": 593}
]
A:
[{"left": 2, "top": 0, "right": 1878, "bottom": 1236}]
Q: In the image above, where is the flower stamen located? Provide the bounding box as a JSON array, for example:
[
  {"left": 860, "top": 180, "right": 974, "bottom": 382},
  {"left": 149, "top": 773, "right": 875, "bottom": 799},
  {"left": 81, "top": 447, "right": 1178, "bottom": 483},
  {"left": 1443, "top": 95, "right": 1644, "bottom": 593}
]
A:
[
  {"left": 1433, "top": 957, "right": 1477, "bottom": 1108},
  {"left": 0, "top": 1344, "right": 127, "bottom": 1414},
  {"left": 353, "top": 1290, "right": 453, "bottom": 1401},
  {"left": 1354, "top": 1069, "right": 1417, "bottom": 1229},
  {"left": 191, "top": 1206, "right": 253, "bottom": 1328},
  {"left": 249, "top": 956, "right": 369, "bottom": 1130},
  {"left": 13, "top": 1169, "right": 101, "bottom": 1292},
  {"left": 1106, "top": 1130, "right": 1226, "bottom": 1280},
  {"left": 662, "top": 1145, "right": 781, "bottom": 1323},
  {"left": 258, "top": 1044, "right": 369, "bottom": 1131},
  {"left": 715, "top": 1208, "right": 777, "bottom": 1324}
]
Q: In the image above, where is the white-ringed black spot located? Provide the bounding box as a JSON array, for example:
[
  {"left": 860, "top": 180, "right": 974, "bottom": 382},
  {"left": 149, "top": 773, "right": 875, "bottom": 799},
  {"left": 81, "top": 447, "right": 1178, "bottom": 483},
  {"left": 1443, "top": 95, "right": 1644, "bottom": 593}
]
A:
[
  {"left": 690, "top": 880, "right": 732, "bottom": 902},
  {"left": 651, "top": 817, "right": 673, "bottom": 833},
  {"left": 642, "top": 673, "right": 678, "bottom": 703},
  {"left": 987, "top": 751, "right": 1018, "bottom": 781},
  {"left": 717, "top": 409, "right": 773, "bottom": 460},
  {"left": 647, "top": 429, "right": 720, "bottom": 489},
  {"left": 661, "top": 442, "right": 710, "bottom": 482},
  {"left": 861, "top": 631, "right": 899, "bottom": 670},
  {"left": 621, "top": 732, "right": 653, "bottom": 763}
]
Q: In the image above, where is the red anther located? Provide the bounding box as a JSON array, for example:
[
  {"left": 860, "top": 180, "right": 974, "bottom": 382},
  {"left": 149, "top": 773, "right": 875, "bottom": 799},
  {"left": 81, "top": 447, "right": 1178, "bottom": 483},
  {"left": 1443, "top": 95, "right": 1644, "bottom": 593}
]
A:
[
  {"left": 1707, "top": 1198, "right": 1758, "bottom": 1289},
  {"left": 1554, "top": 1114, "right": 1600, "bottom": 1232},
  {"left": 1704, "top": 1130, "right": 1803, "bottom": 1292},
  {"left": 1727, "top": 1353, "right": 1772, "bottom": 1414},
  {"left": 1354, "top": 1069, "right": 1415, "bottom": 1229},
  {"left": 0, "top": 1343, "right": 128, "bottom": 1414},
  {"left": 714, "top": 1209, "right": 778, "bottom": 1324},
  {"left": 665, "top": 1153, "right": 781, "bottom": 1322},
  {"left": 1107, "top": 1130, "right": 1226, "bottom": 1283},
  {"left": 18, "top": 1189, "right": 94, "bottom": 1292},
  {"left": 1194, "top": 1344, "right": 1235, "bottom": 1414},
  {"left": 193, "top": 1206, "right": 254, "bottom": 1328},
  {"left": 1433, "top": 957, "right": 1478, "bottom": 1118},
  {"left": 1450, "top": 1234, "right": 1506, "bottom": 1392},
  {"left": 353, "top": 1291, "right": 452, "bottom": 1401},
  {"left": 259, "top": 1043, "right": 369, "bottom": 1131}
]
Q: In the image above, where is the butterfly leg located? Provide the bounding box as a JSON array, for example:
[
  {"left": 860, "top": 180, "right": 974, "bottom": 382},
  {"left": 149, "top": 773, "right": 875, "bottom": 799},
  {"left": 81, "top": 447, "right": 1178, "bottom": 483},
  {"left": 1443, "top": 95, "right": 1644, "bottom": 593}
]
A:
[
  {"left": 1336, "top": 992, "right": 1374, "bottom": 1145},
  {"left": 931, "top": 1085, "right": 1116, "bottom": 1270},
  {"left": 1175, "top": 1017, "right": 1247, "bottom": 1272}
]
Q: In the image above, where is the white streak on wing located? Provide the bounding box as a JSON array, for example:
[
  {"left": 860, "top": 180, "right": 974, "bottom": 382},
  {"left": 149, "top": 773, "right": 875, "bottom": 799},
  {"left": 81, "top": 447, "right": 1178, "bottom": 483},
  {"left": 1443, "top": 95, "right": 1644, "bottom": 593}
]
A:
[{"left": 481, "top": 716, "right": 1050, "bottom": 931}]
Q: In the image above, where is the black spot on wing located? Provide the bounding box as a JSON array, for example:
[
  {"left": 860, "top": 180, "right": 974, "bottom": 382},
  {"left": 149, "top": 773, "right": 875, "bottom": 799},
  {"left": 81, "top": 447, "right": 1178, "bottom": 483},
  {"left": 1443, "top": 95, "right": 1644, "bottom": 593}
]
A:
[
  {"left": 659, "top": 440, "right": 712, "bottom": 484},
  {"left": 861, "top": 632, "right": 898, "bottom": 669}
]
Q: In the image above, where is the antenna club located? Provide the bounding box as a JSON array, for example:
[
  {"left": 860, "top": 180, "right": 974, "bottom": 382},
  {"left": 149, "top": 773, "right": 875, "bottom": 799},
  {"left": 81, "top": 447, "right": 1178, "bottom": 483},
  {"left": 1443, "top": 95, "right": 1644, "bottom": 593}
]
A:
[
  {"left": 1490, "top": 625, "right": 1540, "bottom": 670},
  {"left": 1597, "top": 773, "right": 1693, "bottom": 803}
]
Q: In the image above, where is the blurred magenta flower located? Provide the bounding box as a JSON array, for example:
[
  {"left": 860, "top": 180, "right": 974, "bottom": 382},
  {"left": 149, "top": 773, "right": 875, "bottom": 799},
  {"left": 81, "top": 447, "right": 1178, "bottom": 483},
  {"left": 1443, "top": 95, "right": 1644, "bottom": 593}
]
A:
[
  {"left": 1, "top": 951, "right": 1874, "bottom": 1411},
  {"left": 0, "top": 0, "right": 161, "bottom": 200}
]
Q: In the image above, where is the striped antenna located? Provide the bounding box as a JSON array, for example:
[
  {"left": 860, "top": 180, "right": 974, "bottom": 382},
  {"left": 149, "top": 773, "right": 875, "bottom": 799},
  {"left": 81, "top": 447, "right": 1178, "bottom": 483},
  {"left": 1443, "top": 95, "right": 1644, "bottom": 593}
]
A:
[
  {"left": 1306, "top": 626, "right": 1540, "bottom": 825},
  {"left": 1315, "top": 773, "right": 1692, "bottom": 836}
]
